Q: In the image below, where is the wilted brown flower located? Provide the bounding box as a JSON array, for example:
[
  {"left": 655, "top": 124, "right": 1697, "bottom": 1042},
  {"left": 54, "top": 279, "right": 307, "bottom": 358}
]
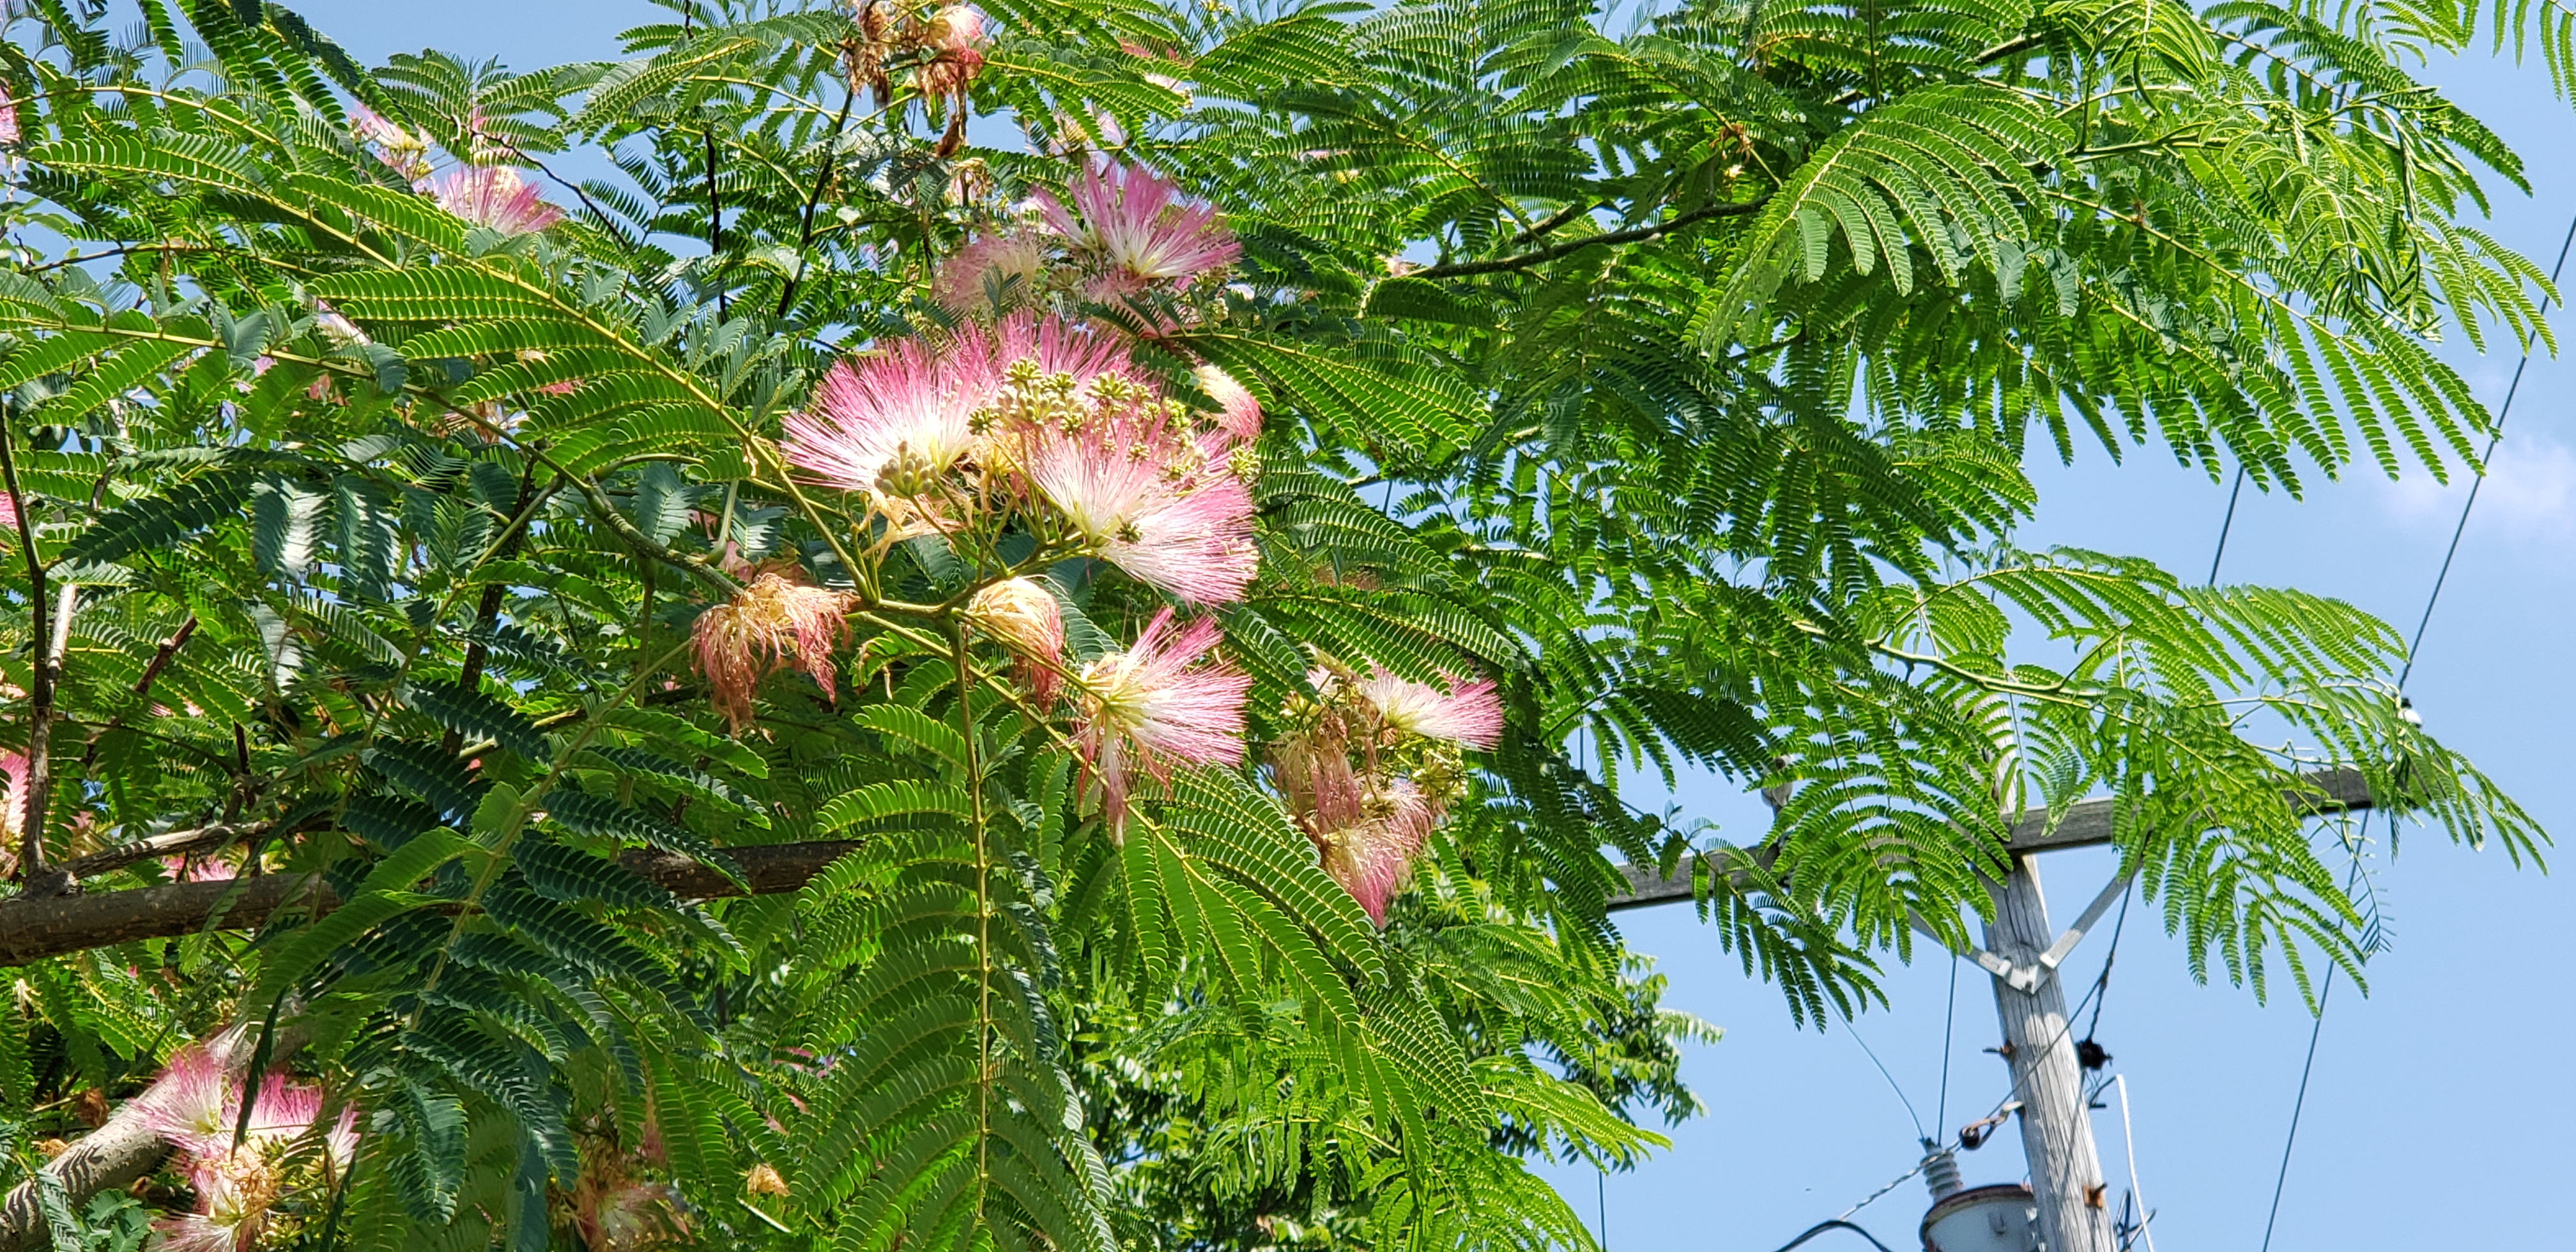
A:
[{"left": 691, "top": 567, "right": 857, "bottom": 730}]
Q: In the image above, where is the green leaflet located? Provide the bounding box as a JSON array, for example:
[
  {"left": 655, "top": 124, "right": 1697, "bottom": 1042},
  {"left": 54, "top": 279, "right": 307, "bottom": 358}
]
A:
[
  {"left": 852, "top": 703, "right": 972, "bottom": 770},
  {"left": 1160, "top": 768, "right": 1386, "bottom": 983},
  {"left": 249, "top": 830, "right": 470, "bottom": 1014},
  {"left": 53, "top": 468, "right": 257, "bottom": 566},
  {"left": 31, "top": 132, "right": 270, "bottom": 197},
  {"left": 514, "top": 840, "right": 677, "bottom": 912},
  {"left": 367, "top": 740, "right": 486, "bottom": 819},
  {"left": 816, "top": 778, "right": 976, "bottom": 832},
  {"left": 250, "top": 477, "right": 329, "bottom": 579},
  {"left": 402, "top": 680, "right": 547, "bottom": 760},
  {"left": 38, "top": 339, "right": 199, "bottom": 422},
  {"left": 542, "top": 790, "right": 747, "bottom": 888},
  {"left": 1180, "top": 331, "right": 1486, "bottom": 460}
]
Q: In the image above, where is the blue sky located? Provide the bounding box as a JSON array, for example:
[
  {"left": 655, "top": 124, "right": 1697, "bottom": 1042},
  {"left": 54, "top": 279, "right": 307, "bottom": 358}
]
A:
[{"left": 270, "top": 3, "right": 2576, "bottom": 1248}]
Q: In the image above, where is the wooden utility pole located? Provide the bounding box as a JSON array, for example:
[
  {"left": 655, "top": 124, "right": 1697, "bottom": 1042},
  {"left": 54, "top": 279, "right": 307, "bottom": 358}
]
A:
[
  {"left": 1604, "top": 768, "right": 2380, "bottom": 1252},
  {"left": 1984, "top": 853, "right": 2113, "bottom": 1252}
]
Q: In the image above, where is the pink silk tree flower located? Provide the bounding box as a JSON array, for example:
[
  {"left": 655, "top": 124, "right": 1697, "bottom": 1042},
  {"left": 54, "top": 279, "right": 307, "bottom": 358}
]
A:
[
  {"left": 1354, "top": 669, "right": 1503, "bottom": 750},
  {"left": 911, "top": 6, "right": 986, "bottom": 155},
  {"left": 170, "top": 1152, "right": 284, "bottom": 1252},
  {"left": 933, "top": 229, "right": 1052, "bottom": 314},
  {"left": 1071, "top": 609, "right": 1251, "bottom": 834},
  {"left": 1018, "top": 391, "right": 1258, "bottom": 604},
  {"left": 348, "top": 105, "right": 408, "bottom": 149},
  {"left": 322, "top": 1105, "right": 360, "bottom": 1178},
  {"left": 993, "top": 309, "right": 1147, "bottom": 384},
  {"left": 429, "top": 165, "right": 564, "bottom": 235},
  {"left": 1265, "top": 733, "right": 1374, "bottom": 837},
  {"left": 238, "top": 1074, "right": 321, "bottom": 1143},
  {"left": 154, "top": 1195, "right": 262, "bottom": 1252},
  {"left": 1036, "top": 163, "right": 1241, "bottom": 290},
  {"left": 691, "top": 568, "right": 857, "bottom": 731},
  {"left": 912, "top": 6, "right": 986, "bottom": 96},
  {"left": 1317, "top": 779, "right": 1439, "bottom": 926},
  {"left": 132, "top": 1044, "right": 233, "bottom": 1156},
  {"left": 0, "top": 82, "right": 19, "bottom": 146},
  {"left": 782, "top": 328, "right": 1003, "bottom": 527},
  {"left": 966, "top": 577, "right": 1067, "bottom": 705},
  {"left": 351, "top": 105, "right": 430, "bottom": 181},
  {"left": 1192, "top": 363, "right": 1261, "bottom": 442}
]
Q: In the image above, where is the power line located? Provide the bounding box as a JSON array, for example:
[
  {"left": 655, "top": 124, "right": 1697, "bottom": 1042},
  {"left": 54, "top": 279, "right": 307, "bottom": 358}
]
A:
[
  {"left": 1835, "top": 1156, "right": 1934, "bottom": 1223},
  {"left": 1844, "top": 1017, "right": 1928, "bottom": 1143},
  {"left": 2208, "top": 465, "right": 2248, "bottom": 586},
  {"left": 2404, "top": 208, "right": 2576, "bottom": 675},
  {"left": 1765, "top": 1221, "right": 1903, "bottom": 1252},
  {"left": 2255, "top": 206, "right": 2576, "bottom": 1252},
  {"left": 2080, "top": 885, "right": 2131, "bottom": 1044},
  {"left": 1935, "top": 954, "right": 1959, "bottom": 1136},
  {"left": 2076, "top": 440, "right": 2248, "bottom": 1081}
]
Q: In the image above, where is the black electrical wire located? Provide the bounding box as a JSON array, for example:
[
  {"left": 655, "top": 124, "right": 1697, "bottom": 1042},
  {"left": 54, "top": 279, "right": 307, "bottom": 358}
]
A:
[
  {"left": 2404, "top": 210, "right": 2576, "bottom": 673},
  {"left": 2081, "top": 885, "right": 2131, "bottom": 1044},
  {"left": 2208, "top": 465, "right": 2248, "bottom": 586},
  {"left": 2080, "top": 448, "right": 2250, "bottom": 1059},
  {"left": 1846, "top": 1017, "right": 1928, "bottom": 1143},
  {"left": 1935, "top": 954, "right": 1959, "bottom": 1136},
  {"left": 1765, "top": 1221, "right": 1903, "bottom": 1252},
  {"left": 2255, "top": 208, "right": 2576, "bottom": 1252}
]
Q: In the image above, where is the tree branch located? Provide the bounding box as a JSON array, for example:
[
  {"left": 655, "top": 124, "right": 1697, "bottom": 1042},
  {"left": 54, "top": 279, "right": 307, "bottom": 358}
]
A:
[
  {"left": 130, "top": 616, "right": 198, "bottom": 698},
  {"left": 777, "top": 86, "right": 857, "bottom": 319},
  {"left": 1506, "top": 199, "right": 1598, "bottom": 247},
  {"left": 50, "top": 820, "right": 272, "bottom": 883},
  {"left": 1409, "top": 195, "right": 1772, "bottom": 279},
  {"left": 444, "top": 462, "right": 548, "bottom": 755},
  {"left": 0, "top": 421, "right": 56, "bottom": 891},
  {"left": 0, "top": 839, "right": 866, "bottom": 966}
]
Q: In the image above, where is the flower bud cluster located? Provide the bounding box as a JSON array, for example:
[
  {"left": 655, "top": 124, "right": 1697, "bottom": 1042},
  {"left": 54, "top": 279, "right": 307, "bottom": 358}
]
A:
[
  {"left": 349, "top": 106, "right": 562, "bottom": 236},
  {"left": 1266, "top": 663, "right": 1502, "bottom": 924},
  {"left": 842, "top": 1, "right": 989, "bottom": 154}
]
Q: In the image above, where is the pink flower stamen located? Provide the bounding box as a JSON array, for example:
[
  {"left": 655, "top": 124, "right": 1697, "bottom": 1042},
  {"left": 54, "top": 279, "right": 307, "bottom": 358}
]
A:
[
  {"left": 1036, "top": 164, "right": 1241, "bottom": 290},
  {"left": 428, "top": 166, "right": 564, "bottom": 235},
  {"left": 1071, "top": 609, "right": 1251, "bottom": 834},
  {"left": 781, "top": 330, "right": 997, "bottom": 527},
  {"left": 1354, "top": 669, "right": 1503, "bottom": 750}
]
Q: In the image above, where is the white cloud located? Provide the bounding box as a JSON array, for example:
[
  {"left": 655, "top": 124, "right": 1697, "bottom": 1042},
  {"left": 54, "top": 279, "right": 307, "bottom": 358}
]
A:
[{"left": 2376, "top": 432, "right": 2576, "bottom": 542}]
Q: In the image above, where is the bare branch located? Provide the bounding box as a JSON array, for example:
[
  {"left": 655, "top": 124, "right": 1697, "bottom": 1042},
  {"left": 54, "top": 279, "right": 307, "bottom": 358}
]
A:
[{"left": 1410, "top": 195, "right": 1772, "bottom": 280}]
